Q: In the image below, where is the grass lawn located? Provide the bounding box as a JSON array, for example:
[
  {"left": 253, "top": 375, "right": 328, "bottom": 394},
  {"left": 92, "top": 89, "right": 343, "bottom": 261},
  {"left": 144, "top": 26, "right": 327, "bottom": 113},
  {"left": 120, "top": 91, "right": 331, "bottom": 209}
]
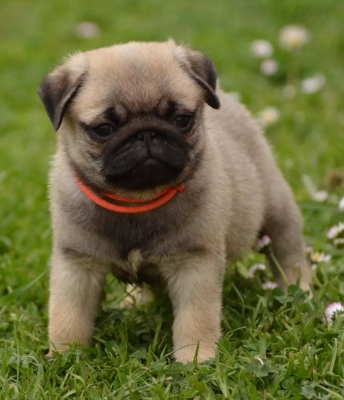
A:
[{"left": 1, "top": 0, "right": 344, "bottom": 398}]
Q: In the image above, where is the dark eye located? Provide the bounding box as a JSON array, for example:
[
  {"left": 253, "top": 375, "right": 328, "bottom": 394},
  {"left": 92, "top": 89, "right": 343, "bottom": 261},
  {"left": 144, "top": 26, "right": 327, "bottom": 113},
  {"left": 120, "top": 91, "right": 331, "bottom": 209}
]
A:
[
  {"left": 92, "top": 123, "right": 114, "bottom": 139},
  {"left": 174, "top": 115, "right": 193, "bottom": 131}
]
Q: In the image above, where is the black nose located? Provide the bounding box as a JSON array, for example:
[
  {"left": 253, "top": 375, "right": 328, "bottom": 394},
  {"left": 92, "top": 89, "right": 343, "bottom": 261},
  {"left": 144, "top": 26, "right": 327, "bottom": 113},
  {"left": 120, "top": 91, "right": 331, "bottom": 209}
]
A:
[{"left": 136, "top": 131, "right": 156, "bottom": 141}]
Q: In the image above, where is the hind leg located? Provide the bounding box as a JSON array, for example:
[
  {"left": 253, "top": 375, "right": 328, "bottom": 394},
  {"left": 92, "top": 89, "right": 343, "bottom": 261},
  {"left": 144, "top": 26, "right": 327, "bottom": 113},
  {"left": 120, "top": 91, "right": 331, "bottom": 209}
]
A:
[{"left": 262, "top": 187, "right": 311, "bottom": 292}]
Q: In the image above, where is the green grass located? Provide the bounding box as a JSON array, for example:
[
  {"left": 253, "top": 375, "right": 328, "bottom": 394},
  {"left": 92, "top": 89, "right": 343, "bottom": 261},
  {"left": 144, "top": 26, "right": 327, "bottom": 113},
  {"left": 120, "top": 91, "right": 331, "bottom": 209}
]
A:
[{"left": 1, "top": 0, "right": 344, "bottom": 398}]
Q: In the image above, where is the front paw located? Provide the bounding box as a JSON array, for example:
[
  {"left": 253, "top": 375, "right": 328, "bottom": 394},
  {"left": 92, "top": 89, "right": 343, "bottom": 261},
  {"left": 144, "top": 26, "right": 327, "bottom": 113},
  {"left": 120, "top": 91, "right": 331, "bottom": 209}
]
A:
[{"left": 173, "top": 343, "right": 216, "bottom": 363}]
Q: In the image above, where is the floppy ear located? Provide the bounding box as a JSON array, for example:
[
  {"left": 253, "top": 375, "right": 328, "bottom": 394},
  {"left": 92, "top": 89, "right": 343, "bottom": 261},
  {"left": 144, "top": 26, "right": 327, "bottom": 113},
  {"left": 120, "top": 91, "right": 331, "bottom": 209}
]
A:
[
  {"left": 179, "top": 48, "right": 220, "bottom": 110},
  {"left": 38, "top": 55, "right": 86, "bottom": 131}
]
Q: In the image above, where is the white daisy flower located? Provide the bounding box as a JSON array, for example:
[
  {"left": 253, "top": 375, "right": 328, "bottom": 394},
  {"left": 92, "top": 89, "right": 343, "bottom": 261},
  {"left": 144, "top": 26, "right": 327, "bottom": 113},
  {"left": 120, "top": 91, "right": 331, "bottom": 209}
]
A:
[
  {"left": 312, "top": 190, "right": 328, "bottom": 203},
  {"left": 324, "top": 302, "right": 344, "bottom": 324},
  {"left": 305, "top": 246, "right": 313, "bottom": 255},
  {"left": 339, "top": 197, "right": 344, "bottom": 211},
  {"left": 262, "top": 281, "right": 278, "bottom": 290},
  {"left": 260, "top": 59, "right": 278, "bottom": 76},
  {"left": 247, "top": 263, "right": 267, "bottom": 279},
  {"left": 279, "top": 26, "right": 309, "bottom": 51},
  {"left": 254, "top": 355, "right": 264, "bottom": 365},
  {"left": 257, "top": 107, "right": 280, "bottom": 128},
  {"left": 310, "top": 252, "right": 331, "bottom": 263},
  {"left": 327, "top": 222, "right": 344, "bottom": 239},
  {"left": 254, "top": 235, "right": 271, "bottom": 253},
  {"left": 74, "top": 21, "right": 100, "bottom": 38},
  {"left": 327, "top": 226, "right": 338, "bottom": 240},
  {"left": 250, "top": 40, "right": 273, "bottom": 58},
  {"left": 334, "top": 238, "right": 344, "bottom": 248},
  {"left": 301, "top": 74, "right": 326, "bottom": 94},
  {"left": 302, "top": 176, "right": 328, "bottom": 203}
]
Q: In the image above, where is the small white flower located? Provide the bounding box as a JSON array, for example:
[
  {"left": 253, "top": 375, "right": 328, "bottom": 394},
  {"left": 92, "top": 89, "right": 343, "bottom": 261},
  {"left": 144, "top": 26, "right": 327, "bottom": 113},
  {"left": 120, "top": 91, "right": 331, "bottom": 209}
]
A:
[
  {"left": 327, "top": 226, "right": 338, "bottom": 240},
  {"left": 257, "top": 107, "right": 280, "bottom": 128},
  {"left": 310, "top": 252, "right": 331, "bottom": 263},
  {"left": 302, "top": 174, "right": 327, "bottom": 202},
  {"left": 324, "top": 302, "right": 344, "bottom": 324},
  {"left": 334, "top": 238, "right": 344, "bottom": 248},
  {"left": 262, "top": 281, "right": 278, "bottom": 290},
  {"left": 311, "top": 264, "right": 317, "bottom": 271},
  {"left": 74, "top": 21, "right": 100, "bottom": 38},
  {"left": 283, "top": 84, "right": 297, "bottom": 99},
  {"left": 254, "top": 355, "right": 264, "bottom": 365},
  {"left": 226, "top": 92, "right": 242, "bottom": 102},
  {"left": 250, "top": 40, "right": 273, "bottom": 58},
  {"left": 327, "top": 222, "right": 344, "bottom": 239},
  {"left": 301, "top": 74, "right": 326, "bottom": 94},
  {"left": 312, "top": 190, "right": 328, "bottom": 203},
  {"left": 247, "top": 263, "right": 267, "bottom": 279},
  {"left": 260, "top": 59, "right": 278, "bottom": 76},
  {"left": 279, "top": 25, "right": 309, "bottom": 50},
  {"left": 339, "top": 197, "right": 344, "bottom": 211},
  {"left": 305, "top": 246, "right": 313, "bottom": 255},
  {"left": 254, "top": 235, "right": 271, "bottom": 253}
]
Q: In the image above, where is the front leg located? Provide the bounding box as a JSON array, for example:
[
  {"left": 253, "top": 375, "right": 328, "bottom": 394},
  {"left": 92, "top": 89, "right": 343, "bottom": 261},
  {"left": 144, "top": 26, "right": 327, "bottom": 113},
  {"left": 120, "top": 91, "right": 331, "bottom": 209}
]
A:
[
  {"left": 48, "top": 251, "right": 107, "bottom": 356},
  {"left": 162, "top": 253, "right": 225, "bottom": 363}
]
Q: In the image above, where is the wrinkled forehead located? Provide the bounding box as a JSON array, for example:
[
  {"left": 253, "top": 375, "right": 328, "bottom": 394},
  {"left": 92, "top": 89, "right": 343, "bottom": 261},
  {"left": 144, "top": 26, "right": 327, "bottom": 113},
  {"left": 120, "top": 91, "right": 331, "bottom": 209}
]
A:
[{"left": 72, "top": 45, "right": 201, "bottom": 123}]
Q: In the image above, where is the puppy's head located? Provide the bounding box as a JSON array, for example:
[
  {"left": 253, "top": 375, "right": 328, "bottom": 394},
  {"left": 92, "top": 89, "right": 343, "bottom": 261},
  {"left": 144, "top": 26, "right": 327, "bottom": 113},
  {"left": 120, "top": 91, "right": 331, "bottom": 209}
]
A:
[{"left": 39, "top": 41, "right": 220, "bottom": 194}]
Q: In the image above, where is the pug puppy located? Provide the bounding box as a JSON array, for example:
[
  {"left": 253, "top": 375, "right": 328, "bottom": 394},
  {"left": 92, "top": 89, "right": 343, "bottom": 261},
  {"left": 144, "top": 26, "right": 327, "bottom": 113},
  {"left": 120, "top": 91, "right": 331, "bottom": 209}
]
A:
[{"left": 38, "top": 40, "right": 311, "bottom": 363}]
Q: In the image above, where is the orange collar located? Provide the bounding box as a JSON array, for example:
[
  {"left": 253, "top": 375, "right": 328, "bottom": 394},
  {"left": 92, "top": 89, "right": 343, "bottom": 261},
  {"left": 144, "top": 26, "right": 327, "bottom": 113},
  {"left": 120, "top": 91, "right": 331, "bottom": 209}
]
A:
[{"left": 74, "top": 173, "right": 185, "bottom": 213}]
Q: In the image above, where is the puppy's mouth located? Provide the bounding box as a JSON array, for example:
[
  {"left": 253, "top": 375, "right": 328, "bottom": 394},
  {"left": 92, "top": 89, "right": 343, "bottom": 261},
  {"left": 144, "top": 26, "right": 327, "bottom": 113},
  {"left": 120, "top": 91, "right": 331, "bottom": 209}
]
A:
[{"left": 102, "top": 129, "right": 189, "bottom": 190}]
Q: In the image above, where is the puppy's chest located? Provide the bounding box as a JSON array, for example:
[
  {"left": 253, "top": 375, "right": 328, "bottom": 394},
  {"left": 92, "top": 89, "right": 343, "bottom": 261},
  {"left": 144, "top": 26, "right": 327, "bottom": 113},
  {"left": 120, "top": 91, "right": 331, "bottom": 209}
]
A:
[
  {"left": 113, "top": 248, "right": 164, "bottom": 286},
  {"left": 72, "top": 205, "right": 195, "bottom": 285},
  {"left": 91, "top": 210, "right": 172, "bottom": 258}
]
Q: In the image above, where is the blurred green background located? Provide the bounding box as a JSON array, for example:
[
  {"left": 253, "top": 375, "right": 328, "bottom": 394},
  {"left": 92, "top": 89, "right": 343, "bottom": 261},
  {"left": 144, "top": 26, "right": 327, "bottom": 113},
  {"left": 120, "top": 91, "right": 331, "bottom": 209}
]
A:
[{"left": 1, "top": 0, "right": 344, "bottom": 398}]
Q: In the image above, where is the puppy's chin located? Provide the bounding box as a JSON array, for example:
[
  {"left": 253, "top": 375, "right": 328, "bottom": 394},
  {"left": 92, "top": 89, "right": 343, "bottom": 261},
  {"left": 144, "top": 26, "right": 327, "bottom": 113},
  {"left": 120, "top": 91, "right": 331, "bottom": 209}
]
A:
[{"left": 104, "top": 157, "right": 185, "bottom": 191}]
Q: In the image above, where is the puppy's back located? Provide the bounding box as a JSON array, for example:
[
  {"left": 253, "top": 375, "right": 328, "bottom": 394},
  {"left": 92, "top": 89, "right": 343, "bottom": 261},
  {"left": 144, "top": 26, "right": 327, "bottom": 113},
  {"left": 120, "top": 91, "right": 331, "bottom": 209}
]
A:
[{"left": 207, "top": 91, "right": 290, "bottom": 204}]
